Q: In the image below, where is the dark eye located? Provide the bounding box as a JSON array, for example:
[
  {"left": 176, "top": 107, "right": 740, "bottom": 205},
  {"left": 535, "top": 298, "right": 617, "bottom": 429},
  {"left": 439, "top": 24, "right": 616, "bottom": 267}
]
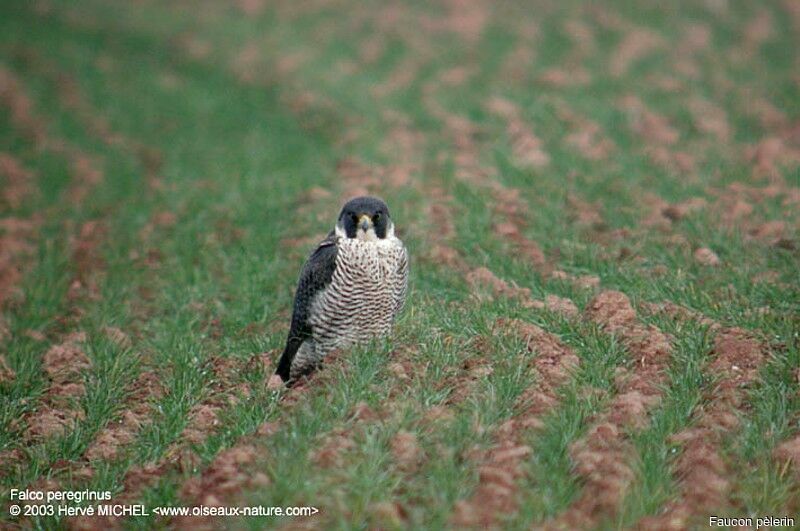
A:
[
  {"left": 350, "top": 213, "right": 358, "bottom": 223},
  {"left": 373, "top": 212, "right": 381, "bottom": 222}
]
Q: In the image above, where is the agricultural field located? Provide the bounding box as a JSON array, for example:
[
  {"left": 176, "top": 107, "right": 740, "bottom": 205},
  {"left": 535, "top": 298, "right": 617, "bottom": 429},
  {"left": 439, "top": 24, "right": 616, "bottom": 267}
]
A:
[{"left": 1, "top": 0, "right": 799, "bottom": 529}]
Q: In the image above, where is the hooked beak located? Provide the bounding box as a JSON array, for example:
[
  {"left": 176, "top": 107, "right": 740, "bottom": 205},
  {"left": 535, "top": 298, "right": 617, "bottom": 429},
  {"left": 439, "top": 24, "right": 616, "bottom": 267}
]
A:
[{"left": 358, "top": 214, "right": 372, "bottom": 232}]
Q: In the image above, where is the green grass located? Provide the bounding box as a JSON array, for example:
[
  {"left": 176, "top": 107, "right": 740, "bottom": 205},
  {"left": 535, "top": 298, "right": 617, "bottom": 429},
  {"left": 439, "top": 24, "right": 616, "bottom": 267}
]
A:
[{"left": 1, "top": 0, "right": 798, "bottom": 529}]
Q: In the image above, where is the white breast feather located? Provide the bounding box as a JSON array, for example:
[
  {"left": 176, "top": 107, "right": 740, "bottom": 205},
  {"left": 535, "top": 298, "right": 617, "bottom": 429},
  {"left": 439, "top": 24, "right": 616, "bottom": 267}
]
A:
[{"left": 308, "top": 236, "right": 408, "bottom": 355}]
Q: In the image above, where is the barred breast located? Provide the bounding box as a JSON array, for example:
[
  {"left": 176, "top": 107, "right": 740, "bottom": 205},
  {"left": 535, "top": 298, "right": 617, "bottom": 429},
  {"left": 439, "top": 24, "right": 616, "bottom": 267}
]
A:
[{"left": 308, "top": 237, "right": 408, "bottom": 356}]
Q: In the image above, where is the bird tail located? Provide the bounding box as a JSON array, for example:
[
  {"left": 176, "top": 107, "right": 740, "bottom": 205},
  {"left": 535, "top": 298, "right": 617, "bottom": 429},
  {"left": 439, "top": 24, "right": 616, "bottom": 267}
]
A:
[{"left": 275, "top": 339, "right": 299, "bottom": 382}]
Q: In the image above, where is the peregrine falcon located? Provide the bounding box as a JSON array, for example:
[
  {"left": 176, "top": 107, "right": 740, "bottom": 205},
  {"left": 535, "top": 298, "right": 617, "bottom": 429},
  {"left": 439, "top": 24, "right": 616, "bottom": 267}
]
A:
[{"left": 275, "top": 196, "right": 408, "bottom": 383}]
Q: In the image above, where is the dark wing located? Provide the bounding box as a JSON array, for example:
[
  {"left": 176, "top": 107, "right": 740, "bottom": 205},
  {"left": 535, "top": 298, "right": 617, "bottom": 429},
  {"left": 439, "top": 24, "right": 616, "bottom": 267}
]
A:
[{"left": 275, "top": 231, "right": 339, "bottom": 381}]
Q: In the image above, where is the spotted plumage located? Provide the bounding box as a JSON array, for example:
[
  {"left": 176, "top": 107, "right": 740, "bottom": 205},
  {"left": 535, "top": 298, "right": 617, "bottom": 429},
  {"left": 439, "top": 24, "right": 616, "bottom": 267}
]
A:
[{"left": 276, "top": 196, "right": 408, "bottom": 383}]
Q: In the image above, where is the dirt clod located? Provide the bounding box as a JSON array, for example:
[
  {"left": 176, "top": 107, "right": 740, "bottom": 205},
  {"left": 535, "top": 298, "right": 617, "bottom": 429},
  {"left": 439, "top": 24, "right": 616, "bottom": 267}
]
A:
[
  {"left": 693, "top": 247, "right": 720, "bottom": 266},
  {"left": 466, "top": 266, "right": 532, "bottom": 303},
  {"left": 774, "top": 435, "right": 800, "bottom": 477},
  {"left": 0, "top": 355, "right": 15, "bottom": 384},
  {"left": 391, "top": 430, "right": 423, "bottom": 470}
]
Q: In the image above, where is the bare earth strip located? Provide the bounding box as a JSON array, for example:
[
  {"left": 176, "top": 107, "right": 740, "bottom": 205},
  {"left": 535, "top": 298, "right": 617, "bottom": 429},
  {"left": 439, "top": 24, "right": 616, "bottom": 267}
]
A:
[
  {"left": 67, "top": 354, "right": 263, "bottom": 530},
  {"left": 543, "top": 290, "right": 672, "bottom": 529},
  {"left": 0, "top": 64, "right": 112, "bottom": 476},
  {"left": 452, "top": 318, "right": 579, "bottom": 527},
  {"left": 80, "top": 146, "right": 351, "bottom": 528},
  {"left": 19, "top": 49, "right": 166, "bottom": 192},
  {"left": 0, "top": 69, "right": 45, "bottom": 320},
  {"left": 637, "top": 309, "right": 770, "bottom": 529},
  {"left": 426, "top": 87, "right": 551, "bottom": 273}
]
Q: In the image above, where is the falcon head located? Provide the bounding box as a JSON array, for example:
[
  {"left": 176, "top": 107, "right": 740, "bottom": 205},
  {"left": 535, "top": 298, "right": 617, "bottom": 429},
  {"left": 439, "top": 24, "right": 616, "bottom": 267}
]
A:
[{"left": 335, "top": 196, "right": 394, "bottom": 242}]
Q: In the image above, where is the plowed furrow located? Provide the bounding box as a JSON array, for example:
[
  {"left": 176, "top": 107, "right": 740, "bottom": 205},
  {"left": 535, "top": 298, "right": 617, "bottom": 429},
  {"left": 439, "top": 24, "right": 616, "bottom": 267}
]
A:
[
  {"left": 545, "top": 290, "right": 672, "bottom": 528},
  {"left": 452, "top": 318, "right": 579, "bottom": 527}
]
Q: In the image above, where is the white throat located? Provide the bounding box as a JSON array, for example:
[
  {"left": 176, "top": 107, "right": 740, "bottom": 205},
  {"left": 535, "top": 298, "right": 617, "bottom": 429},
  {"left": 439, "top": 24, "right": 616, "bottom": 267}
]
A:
[
  {"left": 356, "top": 227, "right": 379, "bottom": 242},
  {"left": 334, "top": 221, "right": 396, "bottom": 243}
]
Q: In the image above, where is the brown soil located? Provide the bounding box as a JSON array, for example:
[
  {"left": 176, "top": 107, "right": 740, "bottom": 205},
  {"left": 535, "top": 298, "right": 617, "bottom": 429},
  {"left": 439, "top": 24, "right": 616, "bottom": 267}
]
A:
[
  {"left": 435, "top": 106, "right": 549, "bottom": 270},
  {"left": 421, "top": 0, "right": 489, "bottom": 44},
  {"left": 688, "top": 97, "right": 731, "bottom": 142},
  {"left": 434, "top": 337, "right": 494, "bottom": 407},
  {"left": 566, "top": 193, "right": 605, "bottom": 228},
  {"left": 585, "top": 291, "right": 673, "bottom": 396},
  {"left": 0, "top": 216, "right": 39, "bottom": 307},
  {"left": 424, "top": 187, "right": 462, "bottom": 268},
  {"left": 466, "top": 266, "right": 534, "bottom": 306},
  {"left": 746, "top": 136, "right": 800, "bottom": 180},
  {"left": 548, "top": 290, "right": 672, "bottom": 528},
  {"left": 358, "top": 36, "right": 385, "bottom": 66},
  {"left": 85, "top": 371, "right": 164, "bottom": 461},
  {"left": 42, "top": 332, "right": 91, "bottom": 380},
  {"left": 501, "top": 39, "right": 536, "bottom": 84},
  {"left": 564, "top": 118, "right": 615, "bottom": 160},
  {"left": 27, "top": 52, "right": 167, "bottom": 192},
  {"left": 102, "top": 326, "right": 132, "bottom": 349},
  {"left": 85, "top": 356, "right": 246, "bottom": 516},
  {"left": 443, "top": 115, "right": 490, "bottom": 186},
  {"left": 709, "top": 328, "right": 764, "bottom": 391},
  {"left": 0, "top": 63, "right": 116, "bottom": 483},
  {"left": 748, "top": 220, "right": 787, "bottom": 245},
  {"left": 661, "top": 197, "right": 707, "bottom": 222},
  {"left": 27, "top": 405, "right": 85, "bottom": 439},
  {"left": 773, "top": 435, "right": 800, "bottom": 477},
  {"left": 181, "top": 404, "right": 222, "bottom": 445},
  {"left": 638, "top": 328, "right": 767, "bottom": 528},
  {"left": 67, "top": 153, "right": 105, "bottom": 205},
  {"left": 491, "top": 186, "right": 547, "bottom": 259},
  {"left": 371, "top": 57, "right": 419, "bottom": 98},
  {"left": 693, "top": 247, "right": 720, "bottom": 266},
  {"left": 382, "top": 114, "right": 425, "bottom": 165},
  {"left": 177, "top": 357, "right": 248, "bottom": 447},
  {"left": 622, "top": 99, "right": 679, "bottom": 145},
  {"left": 368, "top": 501, "right": 407, "bottom": 528},
  {"left": 451, "top": 420, "right": 533, "bottom": 528},
  {"left": 176, "top": 361, "right": 405, "bottom": 529},
  {"left": 542, "top": 295, "right": 579, "bottom": 319},
  {"left": 704, "top": 181, "right": 799, "bottom": 239},
  {"left": 493, "top": 220, "right": 547, "bottom": 268},
  {"left": 391, "top": 430, "right": 424, "bottom": 471},
  {"left": 0, "top": 66, "right": 47, "bottom": 144},
  {"left": 487, "top": 97, "right": 550, "bottom": 169},
  {"left": 452, "top": 318, "right": 579, "bottom": 526},
  {"left": 0, "top": 152, "right": 36, "bottom": 209},
  {"left": 71, "top": 220, "right": 107, "bottom": 285},
  {"left": 174, "top": 444, "right": 270, "bottom": 529},
  {"left": 502, "top": 319, "right": 580, "bottom": 403},
  {"left": 313, "top": 428, "right": 357, "bottom": 468},
  {"left": 539, "top": 66, "right": 591, "bottom": 88},
  {"left": 106, "top": 342, "right": 354, "bottom": 528},
  {"left": 234, "top": 0, "right": 266, "bottom": 17},
  {"left": 575, "top": 275, "right": 601, "bottom": 289},
  {"left": 550, "top": 270, "right": 601, "bottom": 292},
  {"left": 21, "top": 333, "right": 92, "bottom": 442},
  {"left": 619, "top": 95, "right": 688, "bottom": 174},
  {"left": 0, "top": 355, "right": 15, "bottom": 384},
  {"left": 640, "top": 300, "right": 720, "bottom": 331},
  {"left": 610, "top": 28, "right": 663, "bottom": 77},
  {"left": 336, "top": 156, "right": 383, "bottom": 200}
]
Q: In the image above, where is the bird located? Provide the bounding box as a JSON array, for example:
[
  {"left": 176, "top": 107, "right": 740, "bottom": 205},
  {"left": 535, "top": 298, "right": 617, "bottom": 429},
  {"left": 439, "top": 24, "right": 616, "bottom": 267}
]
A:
[{"left": 275, "top": 196, "right": 408, "bottom": 384}]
